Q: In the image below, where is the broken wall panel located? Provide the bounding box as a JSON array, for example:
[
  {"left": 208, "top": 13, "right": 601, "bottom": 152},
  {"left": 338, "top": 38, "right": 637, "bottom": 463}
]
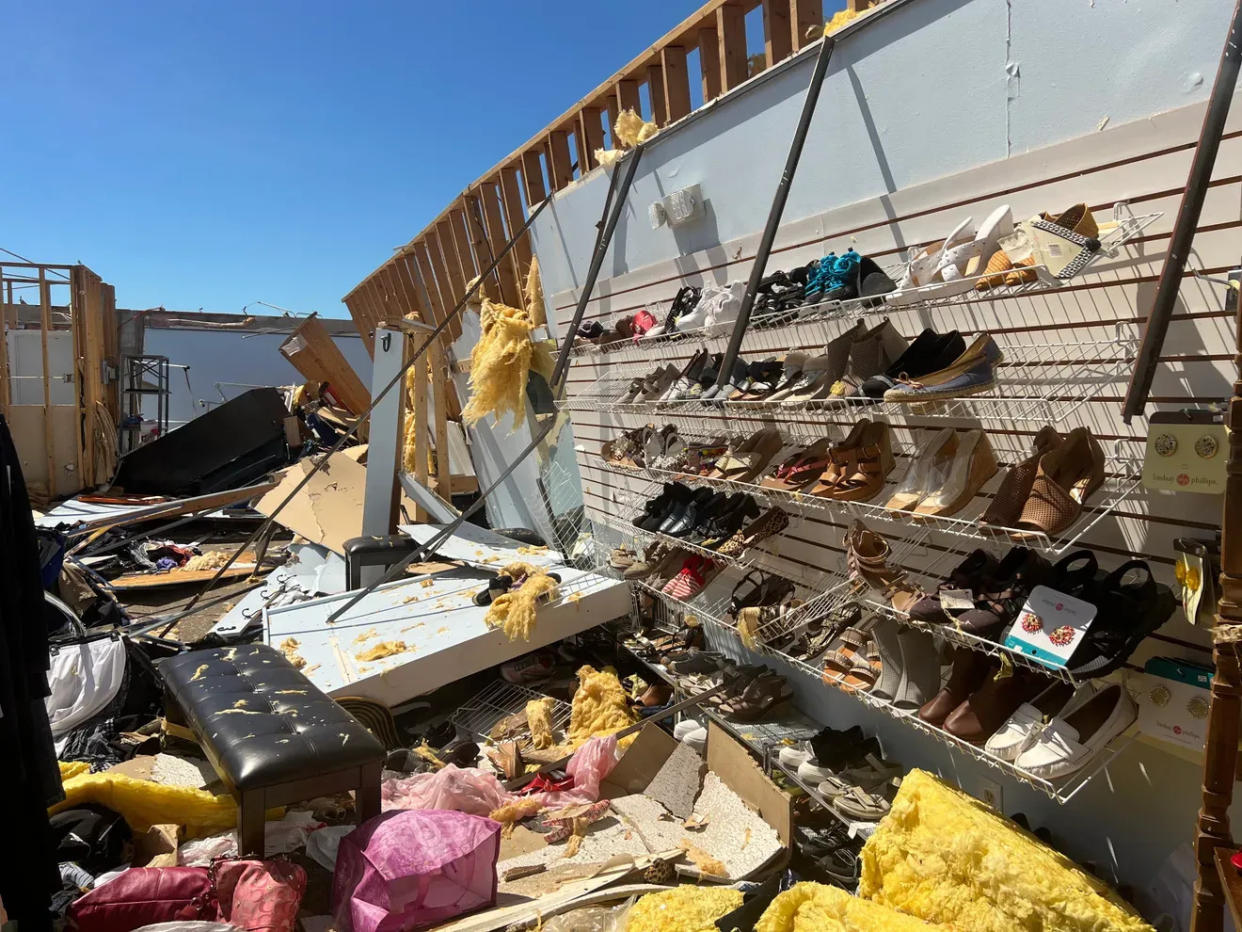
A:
[{"left": 280, "top": 314, "right": 371, "bottom": 415}]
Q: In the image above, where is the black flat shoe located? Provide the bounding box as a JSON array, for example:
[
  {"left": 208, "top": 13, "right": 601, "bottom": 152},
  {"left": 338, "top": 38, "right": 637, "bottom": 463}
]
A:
[{"left": 474, "top": 574, "right": 512, "bottom": 606}]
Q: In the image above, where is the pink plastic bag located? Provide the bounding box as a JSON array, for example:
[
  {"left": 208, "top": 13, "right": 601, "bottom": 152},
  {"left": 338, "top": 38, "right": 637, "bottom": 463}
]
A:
[
  {"left": 332, "top": 810, "right": 501, "bottom": 932},
  {"left": 380, "top": 765, "right": 515, "bottom": 816},
  {"left": 533, "top": 736, "right": 618, "bottom": 808},
  {"left": 211, "top": 858, "right": 306, "bottom": 932}
]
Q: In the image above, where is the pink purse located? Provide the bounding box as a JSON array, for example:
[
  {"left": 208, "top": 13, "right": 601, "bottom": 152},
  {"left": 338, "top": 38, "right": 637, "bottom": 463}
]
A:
[
  {"left": 211, "top": 858, "right": 307, "bottom": 932},
  {"left": 68, "top": 867, "right": 215, "bottom": 931}
]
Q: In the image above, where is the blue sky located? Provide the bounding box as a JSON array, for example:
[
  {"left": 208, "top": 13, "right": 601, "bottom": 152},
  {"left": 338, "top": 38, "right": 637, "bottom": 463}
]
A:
[{"left": 2, "top": 0, "right": 753, "bottom": 317}]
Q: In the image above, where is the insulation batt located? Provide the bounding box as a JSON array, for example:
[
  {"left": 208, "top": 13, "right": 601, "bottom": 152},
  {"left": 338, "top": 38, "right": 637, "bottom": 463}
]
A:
[
  {"left": 525, "top": 697, "right": 556, "bottom": 750},
  {"left": 756, "top": 883, "right": 945, "bottom": 931},
  {"left": 567, "top": 665, "right": 637, "bottom": 748},
  {"left": 859, "top": 769, "right": 1154, "bottom": 932},
  {"left": 462, "top": 300, "right": 536, "bottom": 429},
  {"left": 485, "top": 572, "right": 559, "bottom": 641},
  {"left": 626, "top": 886, "right": 743, "bottom": 932}
]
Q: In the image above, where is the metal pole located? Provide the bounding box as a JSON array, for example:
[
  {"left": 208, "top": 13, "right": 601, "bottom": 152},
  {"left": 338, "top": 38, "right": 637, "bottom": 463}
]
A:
[
  {"left": 174, "top": 195, "right": 553, "bottom": 622},
  {"left": 330, "top": 152, "right": 648, "bottom": 623},
  {"left": 1122, "top": 0, "right": 1242, "bottom": 422},
  {"left": 716, "top": 36, "right": 836, "bottom": 388},
  {"left": 549, "top": 145, "right": 643, "bottom": 390}
]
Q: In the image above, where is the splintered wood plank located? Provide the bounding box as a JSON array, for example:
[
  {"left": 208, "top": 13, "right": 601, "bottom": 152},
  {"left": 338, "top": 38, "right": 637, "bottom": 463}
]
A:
[
  {"left": 281, "top": 314, "right": 371, "bottom": 415},
  {"left": 521, "top": 149, "right": 547, "bottom": 206},
  {"left": 646, "top": 64, "right": 667, "bottom": 125},
  {"left": 577, "top": 107, "right": 605, "bottom": 170},
  {"left": 660, "top": 45, "right": 692, "bottom": 122},
  {"left": 763, "top": 0, "right": 792, "bottom": 66},
  {"left": 111, "top": 563, "right": 268, "bottom": 590},
  {"left": 476, "top": 179, "right": 523, "bottom": 308},
  {"left": 615, "top": 78, "right": 640, "bottom": 116},
  {"left": 546, "top": 129, "right": 575, "bottom": 189},
  {"left": 792, "top": 0, "right": 823, "bottom": 48},
  {"left": 699, "top": 25, "right": 722, "bottom": 101},
  {"left": 499, "top": 164, "right": 534, "bottom": 270},
  {"left": 717, "top": 2, "right": 748, "bottom": 91}
]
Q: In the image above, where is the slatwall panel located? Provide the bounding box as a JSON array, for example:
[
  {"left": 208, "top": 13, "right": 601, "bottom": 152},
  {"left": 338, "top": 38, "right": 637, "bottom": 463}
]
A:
[{"left": 553, "top": 100, "right": 1238, "bottom": 680}]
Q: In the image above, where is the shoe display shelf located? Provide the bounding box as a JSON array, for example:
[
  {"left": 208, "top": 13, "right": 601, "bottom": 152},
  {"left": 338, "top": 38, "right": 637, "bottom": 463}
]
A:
[
  {"left": 597, "top": 437, "right": 1144, "bottom": 559},
  {"left": 753, "top": 639, "right": 1135, "bottom": 804},
  {"left": 563, "top": 204, "right": 1159, "bottom": 376},
  {"left": 449, "top": 678, "right": 573, "bottom": 746}
]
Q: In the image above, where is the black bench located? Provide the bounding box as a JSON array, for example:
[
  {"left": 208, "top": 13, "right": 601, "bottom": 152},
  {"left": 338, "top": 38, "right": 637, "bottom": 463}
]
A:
[{"left": 161, "top": 643, "right": 385, "bottom": 855}]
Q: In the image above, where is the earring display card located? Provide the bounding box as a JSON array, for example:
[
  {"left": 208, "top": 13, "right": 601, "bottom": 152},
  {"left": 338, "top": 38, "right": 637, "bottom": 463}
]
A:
[
  {"left": 1002, "top": 585, "right": 1098, "bottom": 669},
  {"left": 1142, "top": 410, "right": 1226, "bottom": 494}
]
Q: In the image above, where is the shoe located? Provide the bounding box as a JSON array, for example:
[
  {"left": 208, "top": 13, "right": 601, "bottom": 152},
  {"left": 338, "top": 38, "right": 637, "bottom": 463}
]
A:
[
  {"left": 944, "top": 668, "right": 1054, "bottom": 745},
  {"left": 662, "top": 350, "right": 710, "bottom": 402},
  {"left": 660, "top": 486, "right": 718, "bottom": 535},
  {"left": 764, "top": 352, "right": 810, "bottom": 400},
  {"left": 912, "top": 429, "right": 998, "bottom": 518},
  {"left": 731, "top": 358, "right": 786, "bottom": 401},
  {"left": 1014, "top": 683, "right": 1136, "bottom": 779},
  {"left": 883, "top": 333, "right": 1003, "bottom": 403},
  {"left": 820, "top": 614, "right": 880, "bottom": 687},
  {"left": 500, "top": 651, "right": 557, "bottom": 684},
  {"left": 868, "top": 615, "right": 905, "bottom": 702},
  {"left": 667, "top": 649, "right": 726, "bottom": 675},
  {"left": 817, "top": 755, "right": 903, "bottom": 798},
  {"left": 824, "top": 252, "right": 897, "bottom": 305},
  {"left": 841, "top": 521, "right": 918, "bottom": 611},
  {"left": 474, "top": 574, "right": 513, "bottom": 606},
  {"left": 1012, "top": 426, "right": 1105, "bottom": 537},
  {"left": 889, "top": 215, "right": 976, "bottom": 302},
  {"left": 694, "top": 494, "right": 761, "bottom": 549},
  {"left": 938, "top": 204, "right": 1015, "bottom": 285},
  {"left": 907, "top": 549, "right": 999, "bottom": 624},
  {"left": 891, "top": 628, "right": 941, "bottom": 710},
  {"left": 832, "top": 779, "right": 900, "bottom": 821},
  {"left": 832, "top": 319, "right": 909, "bottom": 398},
  {"left": 985, "top": 681, "right": 1085, "bottom": 761},
  {"left": 918, "top": 647, "right": 991, "bottom": 727},
  {"left": 710, "top": 428, "right": 785, "bottom": 482},
  {"left": 784, "top": 323, "right": 867, "bottom": 404},
  {"left": 718, "top": 671, "right": 793, "bottom": 722},
  {"left": 858, "top": 329, "right": 966, "bottom": 400},
  {"left": 980, "top": 426, "right": 1062, "bottom": 528},
  {"left": 811, "top": 421, "right": 895, "bottom": 502},
  {"left": 884, "top": 427, "right": 955, "bottom": 512},
  {"left": 956, "top": 547, "right": 1052, "bottom": 638},
  {"left": 634, "top": 482, "right": 690, "bottom": 531},
  {"left": 715, "top": 505, "right": 789, "bottom": 556},
  {"left": 1068, "top": 560, "right": 1177, "bottom": 678},
  {"left": 703, "top": 357, "right": 749, "bottom": 404},
  {"left": 674, "top": 718, "right": 705, "bottom": 741},
  {"left": 803, "top": 252, "right": 837, "bottom": 304},
  {"left": 662, "top": 555, "right": 718, "bottom": 600},
  {"left": 761, "top": 437, "right": 835, "bottom": 492},
  {"left": 636, "top": 365, "right": 679, "bottom": 402}
]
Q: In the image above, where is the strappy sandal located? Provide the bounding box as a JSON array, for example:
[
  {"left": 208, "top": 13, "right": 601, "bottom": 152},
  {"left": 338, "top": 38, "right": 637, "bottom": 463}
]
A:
[
  {"left": 710, "top": 428, "right": 785, "bottom": 481},
  {"left": 820, "top": 615, "right": 878, "bottom": 685},
  {"left": 843, "top": 521, "right": 920, "bottom": 611},
  {"left": 1068, "top": 561, "right": 1177, "bottom": 678},
  {"left": 832, "top": 780, "right": 900, "bottom": 821},
  {"left": 760, "top": 437, "right": 834, "bottom": 491},
  {"left": 811, "top": 422, "right": 894, "bottom": 502},
  {"left": 718, "top": 671, "right": 793, "bottom": 722},
  {"left": 817, "top": 756, "right": 903, "bottom": 798}
]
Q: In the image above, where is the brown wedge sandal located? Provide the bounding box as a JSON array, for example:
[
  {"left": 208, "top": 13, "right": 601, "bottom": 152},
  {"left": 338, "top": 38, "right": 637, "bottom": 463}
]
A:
[
  {"left": 1013, "top": 427, "right": 1105, "bottom": 537},
  {"left": 980, "top": 426, "right": 1061, "bottom": 527}
]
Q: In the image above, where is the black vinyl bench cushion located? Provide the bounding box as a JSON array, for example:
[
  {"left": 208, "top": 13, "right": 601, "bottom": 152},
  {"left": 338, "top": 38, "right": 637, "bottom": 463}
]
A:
[{"left": 160, "top": 643, "right": 384, "bottom": 792}]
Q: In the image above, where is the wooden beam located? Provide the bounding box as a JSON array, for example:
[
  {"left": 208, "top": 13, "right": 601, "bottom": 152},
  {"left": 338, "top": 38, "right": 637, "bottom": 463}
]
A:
[
  {"left": 521, "top": 149, "right": 547, "bottom": 206},
  {"left": 39, "top": 269, "right": 56, "bottom": 496},
  {"left": 392, "top": 256, "right": 424, "bottom": 321},
  {"left": 762, "top": 0, "right": 793, "bottom": 67},
  {"left": 546, "top": 129, "right": 575, "bottom": 189},
  {"left": 646, "top": 64, "right": 668, "bottom": 125},
  {"left": 280, "top": 314, "right": 371, "bottom": 415},
  {"left": 615, "top": 78, "right": 641, "bottom": 116},
  {"left": 499, "top": 164, "right": 533, "bottom": 271},
  {"left": 699, "top": 25, "right": 722, "bottom": 101},
  {"left": 343, "top": 296, "right": 373, "bottom": 354},
  {"left": 604, "top": 96, "right": 621, "bottom": 145},
  {"left": 430, "top": 337, "right": 451, "bottom": 502},
  {"left": 717, "top": 2, "right": 748, "bottom": 92},
  {"left": 661, "top": 45, "right": 693, "bottom": 122},
  {"left": 577, "top": 106, "right": 605, "bottom": 170},
  {"left": 411, "top": 240, "right": 450, "bottom": 326},
  {"left": 792, "top": 0, "right": 823, "bottom": 49},
  {"left": 411, "top": 347, "right": 430, "bottom": 522},
  {"left": 429, "top": 226, "right": 467, "bottom": 312},
  {"left": 448, "top": 205, "right": 478, "bottom": 286},
  {"left": 474, "top": 181, "right": 523, "bottom": 307}
]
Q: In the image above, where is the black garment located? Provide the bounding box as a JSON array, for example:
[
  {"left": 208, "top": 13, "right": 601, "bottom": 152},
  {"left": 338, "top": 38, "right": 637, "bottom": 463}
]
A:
[
  {"left": 50, "top": 805, "right": 132, "bottom": 875},
  {"left": 0, "top": 415, "right": 61, "bottom": 931},
  {"left": 58, "top": 638, "right": 165, "bottom": 770}
]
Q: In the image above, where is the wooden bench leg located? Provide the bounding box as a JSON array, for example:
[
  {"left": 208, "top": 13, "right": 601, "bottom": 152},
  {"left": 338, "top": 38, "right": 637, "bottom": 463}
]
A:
[
  {"left": 356, "top": 762, "right": 383, "bottom": 823},
  {"left": 239, "top": 788, "right": 266, "bottom": 857}
]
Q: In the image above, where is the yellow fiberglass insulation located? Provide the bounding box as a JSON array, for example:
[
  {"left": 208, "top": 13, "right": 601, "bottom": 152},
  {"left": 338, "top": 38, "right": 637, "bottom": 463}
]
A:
[
  {"left": 626, "top": 886, "right": 743, "bottom": 932},
  {"left": 526, "top": 696, "right": 557, "bottom": 750},
  {"left": 567, "top": 665, "right": 637, "bottom": 748},
  {"left": 756, "top": 883, "right": 944, "bottom": 931},
  {"left": 51, "top": 771, "right": 252, "bottom": 836},
  {"left": 614, "top": 108, "right": 658, "bottom": 147},
  {"left": 859, "top": 769, "right": 1153, "bottom": 932},
  {"left": 485, "top": 572, "right": 560, "bottom": 641},
  {"left": 523, "top": 256, "right": 546, "bottom": 328},
  {"left": 462, "top": 300, "right": 535, "bottom": 429}
]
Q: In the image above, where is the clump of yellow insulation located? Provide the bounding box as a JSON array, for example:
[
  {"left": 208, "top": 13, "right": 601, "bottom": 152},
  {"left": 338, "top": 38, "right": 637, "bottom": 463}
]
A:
[
  {"left": 756, "top": 883, "right": 944, "bottom": 932},
  {"left": 567, "top": 665, "right": 636, "bottom": 748},
  {"left": 463, "top": 300, "right": 536, "bottom": 429},
  {"left": 525, "top": 697, "right": 557, "bottom": 750},
  {"left": 523, "top": 256, "right": 546, "bottom": 327},
  {"left": 626, "top": 886, "right": 743, "bottom": 932},
  {"left": 858, "top": 769, "right": 1153, "bottom": 932},
  {"left": 594, "top": 108, "right": 659, "bottom": 167},
  {"left": 485, "top": 569, "right": 560, "bottom": 641}
]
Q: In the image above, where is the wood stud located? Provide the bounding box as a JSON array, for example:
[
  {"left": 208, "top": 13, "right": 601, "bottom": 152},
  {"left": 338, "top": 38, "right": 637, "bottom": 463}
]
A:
[
  {"left": 521, "top": 150, "right": 547, "bottom": 206},
  {"left": 647, "top": 63, "right": 668, "bottom": 125},
  {"left": 616, "top": 78, "right": 641, "bottom": 116},
  {"left": 661, "top": 45, "right": 693, "bottom": 122},
  {"left": 577, "top": 107, "right": 606, "bottom": 170},
  {"left": 763, "top": 0, "right": 793, "bottom": 67},
  {"left": 792, "top": 0, "right": 824, "bottom": 49},
  {"left": 547, "top": 129, "right": 576, "bottom": 189},
  {"left": 699, "top": 24, "right": 722, "bottom": 101},
  {"left": 717, "top": 2, "right": 748, "bottom": 92},
  {"left": 476, "top": 180, "right": 523, "bottom": 308},
  {"left": 498, "top": 164, "right": 534, "bottom": 272}
]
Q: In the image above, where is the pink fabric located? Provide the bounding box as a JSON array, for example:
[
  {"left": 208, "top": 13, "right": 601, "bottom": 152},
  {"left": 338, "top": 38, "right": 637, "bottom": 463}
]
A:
[
  {"left": 381, "top": 765, "right": 516, "bottom": 816},
  {"left": 332, "top": 810, "right": 501, "bottom": 932},
  {"left": 68, "top": 867, "right": 215, "bottom": 931},
  {"left": 212, "top": 859, "right": 306, "bottom": 932},
  {"left": 534, "top": 735, "right": 619, "bottom": 808}
]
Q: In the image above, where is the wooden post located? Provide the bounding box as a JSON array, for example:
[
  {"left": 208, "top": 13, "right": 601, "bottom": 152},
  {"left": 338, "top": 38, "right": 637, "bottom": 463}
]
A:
[
  {"left": 699, "top": 25, "right": 722, "bottom": 101},
  {"left": 604, "top": 97, "right": 621, "bottom": 144},
  {"left": 475, "top": 181, "right": 523, "bottom": 308},
  {"left": 615, "top": 78, "right": 641, "bottom": 116},
  {"left": 1192, "top": 276, "right": 1242, "bottom": 932},
  {"left": 661, "top": 45, "right": 693, "bottom": 122},
  {"left": 646, "top": 64, "right": 668, "bottom": 125},
  {"left": 411, "top": 344, "right": 430, "bottom": 522},
  {"left": 430, "top": 338, "right": 451, "bottom": 499},
  {"left": 411, "top": 241, "right": 450, "bottom": 324},
  {"left": 546, "top": 129, "right": 575, "bottom": 189},
  {"left": 793, "top": 0, "right": 824, "bottom": 49},
  {"left": 763, "top": 0, "right": 793, "bottom": 67},
  {"left": 717, "top": 2, "right": 748, "bottom": 92},
  {"left": 499, "top": 164, "right": 534, "bottom": 270},
  {"left": 521, "top": 150, "right": 547, "bottom": 206},
  {"left": 577, "top": 107, "right": 605, "bottom": 168},
  {"left": 39, "top": 269, "right": 56, "bottom": 496},
  {"left": 280, "top": 314, "right": 371, "bottom": 416},
  {"left": 448, "top": 205, "right": 478, "bottom": 285}
]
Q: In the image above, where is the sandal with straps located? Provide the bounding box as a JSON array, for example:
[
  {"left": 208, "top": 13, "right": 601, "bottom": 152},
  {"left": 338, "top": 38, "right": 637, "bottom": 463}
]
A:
[
  {"left": 843, "top": 521, "right": 919, "bottom": 611},
  {"left": 820, "top": 615, "right": 878, "bottom": 685},
  {"left": 760, "top": 437, "right": 834, "bottom": 491}
]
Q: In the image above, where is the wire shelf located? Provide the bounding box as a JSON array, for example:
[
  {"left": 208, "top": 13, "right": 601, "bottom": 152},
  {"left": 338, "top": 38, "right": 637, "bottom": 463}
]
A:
[{"left": 450, "top": 679, "right": 572, "bottom": 745}]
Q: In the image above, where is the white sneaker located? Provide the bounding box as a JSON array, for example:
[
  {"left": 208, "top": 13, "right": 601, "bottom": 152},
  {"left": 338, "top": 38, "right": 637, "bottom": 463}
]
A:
[
  {"left": 985, "top": 682, "right": 1093, "bottom": 761},
  {"left": 778, "top": 742, "right": 814, "bottom": 769},
  {"left": 705, "top": 281, "right": 746, "bottom": 332},
  {"left": 672, "top": 284, "right": 725, "bottom": 333},
  {"left": 682, "top": 726, "right": 708, "bottom": 753},
  {"left": 889, "top": 216, "right": 975, "bottom": 305},
  {"left": 797, "top": 758, "right": 839, "bottom": 784},
  {"left": 1014, "top": 683, "right": 1136, "bottom": 779}
]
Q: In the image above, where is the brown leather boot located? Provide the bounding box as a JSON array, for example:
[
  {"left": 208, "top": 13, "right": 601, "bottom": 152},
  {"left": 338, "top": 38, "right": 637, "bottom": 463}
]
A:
[
  {"left": 943, "top": 668, "right": 1052, "bottom": 744},
  {"left": 918, "top": 647, "right": 992, "bottom": 727}
]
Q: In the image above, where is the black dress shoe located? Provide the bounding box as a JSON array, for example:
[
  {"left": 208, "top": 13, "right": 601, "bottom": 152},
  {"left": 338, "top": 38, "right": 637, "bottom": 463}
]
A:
[
  {"left": 858, "top": 328, "right": 966, "bottom": 399},
  {"left": 661, "top": 486, "right": 716, "bottom": 535},
  {"left": 635, "top": 483, "right": 690, "bottom": 531},
  {"left": 669, "top": 489, "right": 728, "bottom": 538},
  {"left": 696, "top": 494, "right": 760, "bottom": 548}
]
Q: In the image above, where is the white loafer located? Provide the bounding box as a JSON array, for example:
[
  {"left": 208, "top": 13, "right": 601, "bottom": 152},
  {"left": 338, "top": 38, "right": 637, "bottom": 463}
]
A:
[
  {"left": 778, "top": 742, "right": 815, "bottom": 769},
  {"left": 1014, "top": 683, "right": 1136, "bottom": 779},
  {"left": 985, "top": 681, "right": 1091, "bottom": 761}
]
